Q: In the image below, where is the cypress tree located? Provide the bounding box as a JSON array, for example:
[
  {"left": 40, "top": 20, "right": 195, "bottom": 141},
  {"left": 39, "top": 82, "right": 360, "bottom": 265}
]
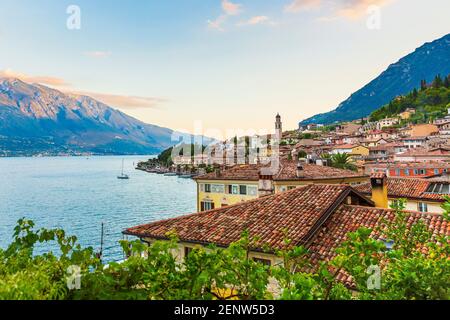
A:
[
  {"left": 433, "top": 74, "right": 443, "bottom": 88},
  {"left": 420, "top": 79, "right": 427, "bottom": 91},
  {"left": 444, "top": 74, "right": 450, "bottom": 88}
]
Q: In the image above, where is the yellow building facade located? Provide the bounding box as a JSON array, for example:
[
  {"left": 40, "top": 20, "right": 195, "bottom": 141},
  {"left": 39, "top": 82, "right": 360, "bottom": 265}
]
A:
[{"left": 195, "top": 175, "right": 369, "bottom": 212}]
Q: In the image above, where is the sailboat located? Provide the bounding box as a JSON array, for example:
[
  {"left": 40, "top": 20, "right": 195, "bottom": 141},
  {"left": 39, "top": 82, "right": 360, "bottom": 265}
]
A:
[{"left": 117, "top": 159, "right": 130, "bottom": 180}]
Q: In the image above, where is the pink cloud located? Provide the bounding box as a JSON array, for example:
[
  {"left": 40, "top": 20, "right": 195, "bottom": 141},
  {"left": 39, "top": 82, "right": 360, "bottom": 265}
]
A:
[
  {"left": 285, "top": 0, "right": 322, "bottom": 13},
  {"left": 74, "top": 91, "right": 166, "bottom": 110},
  {"left": 337, "top": 0, "right": 392, "bottom": 19},
  {"left": 285, "top": 0, "right": 393, "bottom": 19},
  {"left": 0, "top": 69, "right": 69, "bottom": 87},
  {"left": 238, "top": 16, "right": 275, "bottom": 27},
  {"left": 208, "top": 0, "right": 243, "bottom": 31},
  {"left": 222, "top": 0, "right": 242, "bottom": 16},
  {"left": 0, "top": 69, "right": 164, "bottom": 110}
]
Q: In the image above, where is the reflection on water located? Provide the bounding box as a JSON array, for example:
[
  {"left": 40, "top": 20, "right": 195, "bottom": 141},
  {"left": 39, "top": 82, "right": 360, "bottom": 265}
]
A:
[{"left": 0, "top": 156, "right": 196, "bottom": 261}]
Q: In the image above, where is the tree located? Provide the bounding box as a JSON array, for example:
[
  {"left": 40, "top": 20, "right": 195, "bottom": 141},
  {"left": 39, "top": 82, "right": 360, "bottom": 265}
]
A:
[
  {"left": 432, "top": 74, "right": 444, "bottom": 88},
  {"left": 329, "top": 153, "right": 357, "bottom": 171},
  {"left": 420, "top": 79, "right": 427, "bottom": 91},
  {"left": 297, "top": 150, "right": 307, "bottom": 159},
  {"left": 1, "top": 198, "right": 449, "bottom": 300},
  {"left": 444, "top": 74, "right": 450, "bottom": 88}
]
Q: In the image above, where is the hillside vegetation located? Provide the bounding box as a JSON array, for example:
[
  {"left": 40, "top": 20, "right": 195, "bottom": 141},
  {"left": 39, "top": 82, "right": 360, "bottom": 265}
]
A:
[
  {"left": 301, "top": 33, "right": 450, "bottom": 125},
  {"left": 370, "top": 74, "right": 450, "bottom": 123}
]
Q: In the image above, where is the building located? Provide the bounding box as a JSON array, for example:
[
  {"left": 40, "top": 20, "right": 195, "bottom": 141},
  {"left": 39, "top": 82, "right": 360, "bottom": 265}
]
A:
[
  {"left": 360, "top": 138, "right": 388, "bottom": 148},
  {"left": 124, "top": 183, "right": 448, "bottom": 285},
  {"left": 193, "top": 160, "right": 369, "bottom": 211},
  {"left": 275, "top": 113, "right": 282, "bottom": 140},
  {"left": 376, "top": 118, "right": 399, "bottom": 130},
  {"left": 407, "top": 124, "right": 439, "bottom": 137},
  {"left": 433, "top": 107, "right": 450, "bottom": 125},
  {"left": 436, "top": 120, "right": 450, "bottom": 135},
  {"left": 399, "top": 108, "right": 416, "bottom": 120},
  {"left": 336, "top": 123, "right": 362, "bottom": 135},
  {"left": 400, "top": 137, "right": 427, "bottom": 149},
  {"left": 366, "top": 143, "right": 406, "bottom": 161},
  {"left": 365, "top": 162, "right": 450, "bottom": 178},
  {"left": 355, "top": 176, "right": 450, "bottom": 214},
  {"left": 331, "top": 144, "right": 369, "bottom": 158},
  {"left": 394, "top": 147, "right": 450, "bottom": 162}
]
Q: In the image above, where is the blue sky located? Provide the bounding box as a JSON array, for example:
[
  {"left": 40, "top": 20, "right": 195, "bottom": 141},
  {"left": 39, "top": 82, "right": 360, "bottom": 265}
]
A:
[{"left": 0, "top": 0, "right": 449, "bottom": 138}]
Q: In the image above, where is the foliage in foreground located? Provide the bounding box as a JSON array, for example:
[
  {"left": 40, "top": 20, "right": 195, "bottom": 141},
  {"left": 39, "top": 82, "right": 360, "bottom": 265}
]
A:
[{"left": 0, "top": 200, "right": 449, "bottom": 300}]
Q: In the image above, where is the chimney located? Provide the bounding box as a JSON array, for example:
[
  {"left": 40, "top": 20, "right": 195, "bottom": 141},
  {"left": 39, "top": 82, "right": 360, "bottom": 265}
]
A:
[
  {"left": 296, "top": 160, "right": 305, "bottom": 178},
  {"left": 214, "top": 166, "right": 221, "bottom": 178},
  {"left": 370, "top": 173, "right": 388, "bottom": 208},
  {"left": 258, "top": 172, "right": 274, "bottom": 197}
]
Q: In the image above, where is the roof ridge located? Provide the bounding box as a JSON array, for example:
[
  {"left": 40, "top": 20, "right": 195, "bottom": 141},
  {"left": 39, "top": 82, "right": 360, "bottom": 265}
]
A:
[{"left": 339, "top": 204, "right": 445, "bottom": 217}]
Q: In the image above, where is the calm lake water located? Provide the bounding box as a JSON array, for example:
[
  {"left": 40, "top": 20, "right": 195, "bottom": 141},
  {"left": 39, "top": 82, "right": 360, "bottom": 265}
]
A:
[{"left": 0, "top": 156, "right": 196, "bottom": 261}]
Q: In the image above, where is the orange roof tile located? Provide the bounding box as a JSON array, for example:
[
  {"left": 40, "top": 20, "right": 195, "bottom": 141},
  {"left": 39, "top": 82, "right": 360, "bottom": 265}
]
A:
[
  {"left": 123, "top": 184, "right": 373, "bottom": 250},
  {"left": 194, "top": 160, "right": 367, "bottom": 181},
  {"left": 354, "top": 177, "right": 448, "bottom": 202}
]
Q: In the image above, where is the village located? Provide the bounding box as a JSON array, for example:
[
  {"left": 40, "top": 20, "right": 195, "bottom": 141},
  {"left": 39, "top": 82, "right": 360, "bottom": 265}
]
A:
[{"left": 126, "top": 108, "right": 450, "bottom": 275}]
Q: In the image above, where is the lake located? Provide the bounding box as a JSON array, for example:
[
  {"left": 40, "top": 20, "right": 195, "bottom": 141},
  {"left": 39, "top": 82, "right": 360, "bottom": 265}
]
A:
[{"left": 0, "top": 156, "right": 197, "bottom": 261}]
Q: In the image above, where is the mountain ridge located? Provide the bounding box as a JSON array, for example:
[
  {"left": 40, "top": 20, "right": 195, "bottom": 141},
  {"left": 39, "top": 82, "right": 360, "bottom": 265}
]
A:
[
  {"left": 0, "top": 78, "right": 206, "bottom": 156},
  {"left": 300, "top": 33, "right": 450, "bottom": 125}
]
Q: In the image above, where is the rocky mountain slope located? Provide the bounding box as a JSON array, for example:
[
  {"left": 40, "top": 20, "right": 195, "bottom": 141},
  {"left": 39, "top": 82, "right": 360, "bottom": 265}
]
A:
[
  {"left": 0, "top": 78, "right": 202, "bottom": 156},
  {"left": 301, "top": 33, "right": 450, "bottom": 125}
]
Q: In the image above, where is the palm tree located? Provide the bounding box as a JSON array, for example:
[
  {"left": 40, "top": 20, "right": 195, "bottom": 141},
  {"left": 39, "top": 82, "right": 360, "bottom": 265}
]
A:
[{"left": 330, "top": 153, "right": 357, "bottom": 171}]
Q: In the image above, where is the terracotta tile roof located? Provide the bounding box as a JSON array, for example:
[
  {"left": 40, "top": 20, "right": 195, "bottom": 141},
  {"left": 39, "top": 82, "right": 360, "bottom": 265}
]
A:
[
  {"left": 123, "top": 184, "right": 373, "bottom": 250},
  {"left": 194, "top": 160, "right": 367, "bottom": 181},
  {"left": 274, "top": 161, "right": 367, "bottom": 181},
  {"left": 307, "top": 204, "right": 449, "bottom": 284},
  {"left": 365, "top": 162, "right": 450, "bottom": 169},
  {"left": 370, "top": 172, "right": 386, "bottom": 179},
  {"left": 397, "top": 147, "right": 450, "bottom": 157},
  {"left": 124, "top": 185, "right": 449, "bottom": 286},
  {"left": 354, "top": 177, "right": 448, "bottom": 202},
  {"left": 332, "top": 144, "right": 357, "bottom": 149}
]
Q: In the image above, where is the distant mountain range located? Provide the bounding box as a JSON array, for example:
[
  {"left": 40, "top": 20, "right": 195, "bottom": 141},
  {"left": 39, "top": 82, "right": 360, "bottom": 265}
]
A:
[
  {"left": 0, "top": 78, "right": 210, "bottom": 156},
  {"left": 301, "top": 33, "right": 450, "bottom": 125}
]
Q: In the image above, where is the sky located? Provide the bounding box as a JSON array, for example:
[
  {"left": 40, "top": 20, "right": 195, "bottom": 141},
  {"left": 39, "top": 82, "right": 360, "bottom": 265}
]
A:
[{"left": 0, "top": 0, "right": 449, "bottom": 139}]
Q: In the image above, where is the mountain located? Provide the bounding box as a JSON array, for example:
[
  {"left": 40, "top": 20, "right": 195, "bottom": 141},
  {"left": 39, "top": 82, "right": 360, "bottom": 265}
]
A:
[
  {"left": 0, "top": 78, "right": 207, "bottom": 156},
  {"left": 300, "top": 33, "right": 450, "bottom": 125}
]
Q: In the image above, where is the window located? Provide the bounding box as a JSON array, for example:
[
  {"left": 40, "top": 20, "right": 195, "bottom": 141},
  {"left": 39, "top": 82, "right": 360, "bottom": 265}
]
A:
[
  {"left": 426, "top": 183, "right": 450, "bottom": 194},
  {"left": 414, "top": 169, "right": 419, "bottom": 175},
  {"left": 253, "top": 258, "right": 271, "bottom": 266},
  {"left": 395, "top": 169, "right": 400, "bottom": 176},
  {"left": 230, "top": 185, "right": 239, "bottom": 195},
  {"left": 211, "top": 184, "right": 225, "bottom": 193},
  {"left": 247, "top": 186, "right": 258, "bottom": 196},
  {"left": 417, "top": 202, "right": 428, "bottom": 213},
  {"left": 287, "top": 186, "right": 297, "bottom": 190},
  {"left": 419, "top": 169, "right": 426, "bottom": 175},
  {"left": 434, "top": 169, "right": 440, "bottom": 175},
  {"left": 239, "top": 185, "right": 247, "bottom": 195},
  {"left": 204, "top": 184, "right": 211, "bottom": 193},
  {"left": 200, "top": 201, "right": 215, "bottom": 211},
  {"left": 404, "top": 169, "right": 410, "bottom": 176}
]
